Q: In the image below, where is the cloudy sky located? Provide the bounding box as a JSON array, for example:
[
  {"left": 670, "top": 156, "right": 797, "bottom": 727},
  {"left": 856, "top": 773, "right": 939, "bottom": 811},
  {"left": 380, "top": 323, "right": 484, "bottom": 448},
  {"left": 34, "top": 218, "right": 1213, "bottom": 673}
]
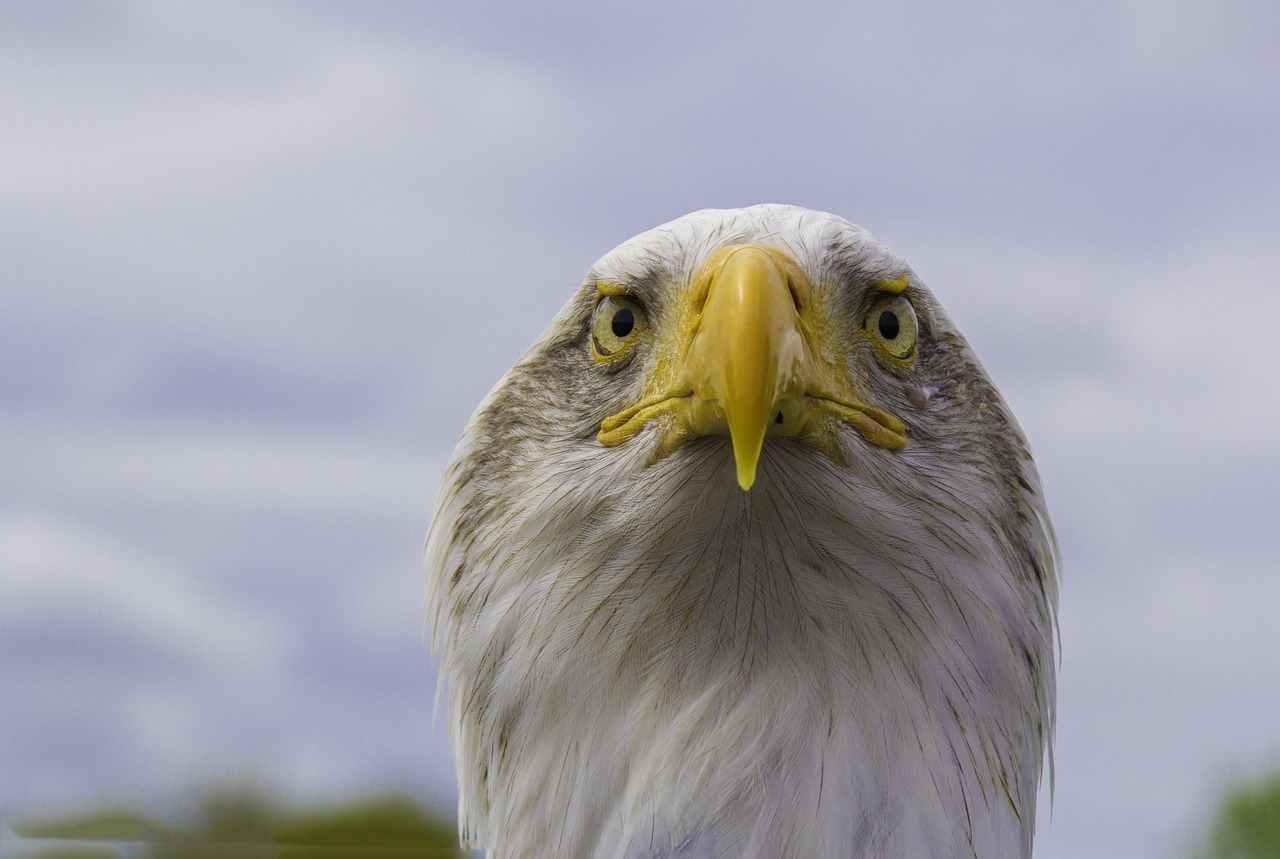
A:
[{"left": 2, "top": 2, "right": 1277, "bottom": 857}]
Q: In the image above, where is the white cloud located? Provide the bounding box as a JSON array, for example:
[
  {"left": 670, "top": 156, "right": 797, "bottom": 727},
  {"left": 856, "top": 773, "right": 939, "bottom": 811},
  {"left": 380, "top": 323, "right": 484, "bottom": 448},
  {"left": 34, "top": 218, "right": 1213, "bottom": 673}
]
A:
[
  {"left": 1, "top": 416, "right": 441, "bottom": 518},
  {"left": 0, "top": 513, "right": 285, "bottom": 670},
  {"left": 0, "top": 513, "right": 294, "bottom": 810}
]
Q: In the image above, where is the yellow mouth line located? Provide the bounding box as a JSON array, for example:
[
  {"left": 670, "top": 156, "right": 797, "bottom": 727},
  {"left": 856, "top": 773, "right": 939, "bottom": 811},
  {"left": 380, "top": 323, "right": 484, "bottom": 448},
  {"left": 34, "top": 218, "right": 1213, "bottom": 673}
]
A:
[
  {"left": 813, "top": 398, "right": 907, "bottom": 451},
  {"left": 598, "top": 393, "right": 906, "bottom": 451},
  {"left": 597, "top": 392, "right": 685, "bottom": 446}
]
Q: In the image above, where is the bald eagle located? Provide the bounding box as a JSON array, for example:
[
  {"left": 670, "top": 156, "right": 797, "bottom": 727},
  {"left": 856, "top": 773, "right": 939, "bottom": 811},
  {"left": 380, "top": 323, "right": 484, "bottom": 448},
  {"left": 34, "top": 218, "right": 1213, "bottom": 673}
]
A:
[{"left": 426, "top": 205, "right": 1058, "bottom": 858}]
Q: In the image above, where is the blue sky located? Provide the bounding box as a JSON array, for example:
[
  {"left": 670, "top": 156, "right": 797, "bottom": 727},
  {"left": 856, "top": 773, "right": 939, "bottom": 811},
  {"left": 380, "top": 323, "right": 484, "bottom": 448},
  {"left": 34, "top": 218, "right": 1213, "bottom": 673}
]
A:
[{"left": 2, "top": 2, "right": 1277, "bottom": 857}]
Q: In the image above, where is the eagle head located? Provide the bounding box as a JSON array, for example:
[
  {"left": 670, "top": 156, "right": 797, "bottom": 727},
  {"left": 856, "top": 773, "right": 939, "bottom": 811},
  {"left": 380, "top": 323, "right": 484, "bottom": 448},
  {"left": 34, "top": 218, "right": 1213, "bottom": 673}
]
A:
[{"left": 426, "top": 205, "right": 1058, "bottom": 858}]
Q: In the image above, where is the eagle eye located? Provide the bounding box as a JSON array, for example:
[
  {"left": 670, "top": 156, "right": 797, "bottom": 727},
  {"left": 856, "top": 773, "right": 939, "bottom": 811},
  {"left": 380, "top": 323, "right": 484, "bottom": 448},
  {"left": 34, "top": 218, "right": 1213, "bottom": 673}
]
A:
[
  {"left": 865, "top": 294, "right": 918, "bottom": 361},
  {"left": 592, "top": 295, "right": 647, "bottom": 360}
]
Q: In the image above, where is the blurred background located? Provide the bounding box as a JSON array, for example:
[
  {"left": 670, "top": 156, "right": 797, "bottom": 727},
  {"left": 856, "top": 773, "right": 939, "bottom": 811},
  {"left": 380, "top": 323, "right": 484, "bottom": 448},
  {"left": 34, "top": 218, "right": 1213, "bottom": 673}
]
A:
[{"left": 2, "top": 2, "right": 1277, "bottom": 857}]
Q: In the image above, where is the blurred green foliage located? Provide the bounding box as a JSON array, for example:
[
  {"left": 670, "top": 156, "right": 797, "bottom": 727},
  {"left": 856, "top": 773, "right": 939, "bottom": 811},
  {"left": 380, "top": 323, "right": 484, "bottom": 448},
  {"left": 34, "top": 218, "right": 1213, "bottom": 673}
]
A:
[
  {"left": 1192, "top": 771, "right": 1280, "bottom": 859},
  {"left": 12, "top": 770, "right": 1280, "bottom": 857},
  {"left": 8, "top": 788, "right": 467, "bottom": 859}
]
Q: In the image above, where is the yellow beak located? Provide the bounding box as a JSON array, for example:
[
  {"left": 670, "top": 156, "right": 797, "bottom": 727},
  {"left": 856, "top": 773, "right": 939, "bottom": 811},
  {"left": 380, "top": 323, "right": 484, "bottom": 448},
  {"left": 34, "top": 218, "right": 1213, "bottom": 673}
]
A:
[{"left": 683, "top": 245, "right": 812, "bottom": 489}]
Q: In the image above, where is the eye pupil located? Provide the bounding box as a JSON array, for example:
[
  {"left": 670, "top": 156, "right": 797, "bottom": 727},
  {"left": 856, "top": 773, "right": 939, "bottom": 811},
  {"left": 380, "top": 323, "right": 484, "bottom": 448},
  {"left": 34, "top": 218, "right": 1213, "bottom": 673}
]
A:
[
  {"left": 877, "top": 310, "right": 900, "bottom": 341},
  {"left": 611, "top": 309, "right": 635, "bottom": 338}
]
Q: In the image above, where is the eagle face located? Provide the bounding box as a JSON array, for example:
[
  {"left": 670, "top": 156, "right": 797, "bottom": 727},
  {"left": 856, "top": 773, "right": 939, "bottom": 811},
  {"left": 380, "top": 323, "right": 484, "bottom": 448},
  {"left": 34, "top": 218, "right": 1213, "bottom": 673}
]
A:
[{"left": 426, "top": 205, "right": 1058, "bottom": 859}]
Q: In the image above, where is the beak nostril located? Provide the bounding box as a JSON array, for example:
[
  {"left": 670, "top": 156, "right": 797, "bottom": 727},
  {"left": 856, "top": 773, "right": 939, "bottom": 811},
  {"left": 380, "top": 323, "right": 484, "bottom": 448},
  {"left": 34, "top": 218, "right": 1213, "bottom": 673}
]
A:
[{"left": 785, "top": 276, "right": 806, "bottom": 312}]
